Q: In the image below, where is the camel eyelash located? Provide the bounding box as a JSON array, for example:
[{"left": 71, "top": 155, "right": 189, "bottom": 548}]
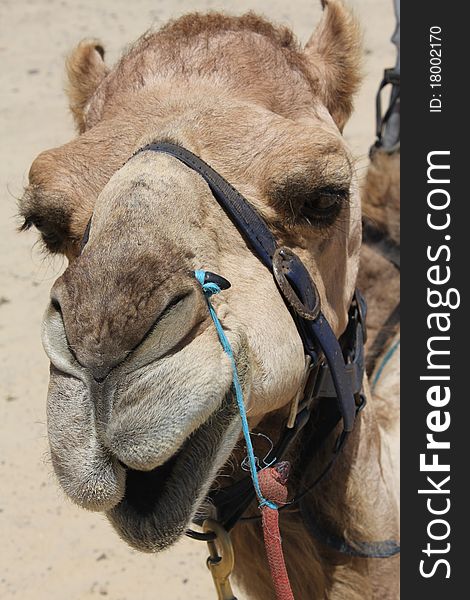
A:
[
  {"left": 267, "top": 175, "right": 350, "bottom": 230},
  {"left": 300, "top": 187, "right": 349, "bottom": 227},
  {"left": 20, "top": 213, "right": 67, "bottom": 253}
]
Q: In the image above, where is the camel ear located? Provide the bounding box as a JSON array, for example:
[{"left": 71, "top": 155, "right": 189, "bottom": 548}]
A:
[
  {"left": 304, "top": 0, "right": 362, "bottom": 130},
  {"left": 66, "top": 40, "right": 108, "bottom": 133}
]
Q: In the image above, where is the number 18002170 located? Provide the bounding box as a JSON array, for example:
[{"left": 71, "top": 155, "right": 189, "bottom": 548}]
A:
[{"left": 429, "top": 26, "right": 442, "bottom": 113}]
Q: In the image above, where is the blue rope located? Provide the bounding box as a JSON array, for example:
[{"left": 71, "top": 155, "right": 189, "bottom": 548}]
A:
[
  {"left": 371, "top": 338, "right": 400, "bottom": 391},
  {"left": 194, "top": 270, "right": 278, "bottom": 510}
]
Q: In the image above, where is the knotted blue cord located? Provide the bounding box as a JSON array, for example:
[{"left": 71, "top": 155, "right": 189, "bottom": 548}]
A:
[{"left": 194, "top": 270, "right": 278, "bottom": 510}]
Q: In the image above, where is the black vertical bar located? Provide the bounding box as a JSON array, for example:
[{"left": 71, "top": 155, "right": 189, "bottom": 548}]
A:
[{"left": 402, "top": 1, "right": 466, "bottom": 596}]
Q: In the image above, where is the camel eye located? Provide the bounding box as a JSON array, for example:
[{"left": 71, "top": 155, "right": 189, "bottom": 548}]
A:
[
  {"left": 314, "top": 188, "right": 347, "bottom": 210},
  {"left": 267, "top": 175, "right": 350, "bottom": 228},
  {"left": 302, "top": 186, "right": 348, "bottom": 225},
  {"left": 21, "top": 214, "right": 66, "bottom": 253},
  {"left": 19, "top": 185, "right": 73, "bottom": 254}
]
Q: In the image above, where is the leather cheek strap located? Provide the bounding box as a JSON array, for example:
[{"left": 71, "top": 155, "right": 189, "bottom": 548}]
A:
[{"left": 274, "top": 247, "right": 357, "bottom": 432}]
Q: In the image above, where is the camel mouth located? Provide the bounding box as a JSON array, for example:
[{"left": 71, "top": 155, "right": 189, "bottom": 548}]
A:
[
  {"left": 48, "top": 360, "right": 241, "bottom": 552},
  {"left": 46, "top": 364, "right": 241, "bottom": 552},
  {"left": 107, "top": 392, "right": 241, "bottom": 552},
  {"left": 44, "top": 307, "right": 248, "bottom": 551},
  {"left": 121, "top": 453, "right": 181, "bottom": 513}
]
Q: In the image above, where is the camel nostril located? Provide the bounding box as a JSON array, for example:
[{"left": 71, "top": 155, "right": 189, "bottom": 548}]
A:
[
  {"left": 92, "top": 369, "right": 111, "bottom": 384},
  {"left": 50, "top": 296, "right": 62, "bottom": 314},
  {"left": 47, "top": 294, "right": 120, "bottom": 382}
]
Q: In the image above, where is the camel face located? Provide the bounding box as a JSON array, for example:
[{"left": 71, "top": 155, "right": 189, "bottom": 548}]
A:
[{"left": 20, "top": 2, "right": 363, "bottom": 551}]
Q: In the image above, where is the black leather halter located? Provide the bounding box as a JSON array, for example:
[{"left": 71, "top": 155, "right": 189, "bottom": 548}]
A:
[{"left": 127, "top": 143, "right": 377, "bottom": 548}]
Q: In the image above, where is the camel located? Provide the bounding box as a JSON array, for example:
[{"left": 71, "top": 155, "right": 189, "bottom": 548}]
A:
[{"left": 18, "top": 1, "right": 400, "bottom": 598}]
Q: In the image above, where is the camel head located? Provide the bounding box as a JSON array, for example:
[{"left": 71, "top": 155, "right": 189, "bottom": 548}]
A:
[{"left": 19, "top": 0, "right": 362, "bottom": 552}]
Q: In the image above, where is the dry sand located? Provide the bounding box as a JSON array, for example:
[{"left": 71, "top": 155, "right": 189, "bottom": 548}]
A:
[{"left": 0, "top": 1, "right": 395, "bottom": 598}]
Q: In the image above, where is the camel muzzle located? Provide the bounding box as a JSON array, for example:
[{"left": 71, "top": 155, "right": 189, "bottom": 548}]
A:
[{"left": 48, "top": 261, "right": 205, "bottom": 384}]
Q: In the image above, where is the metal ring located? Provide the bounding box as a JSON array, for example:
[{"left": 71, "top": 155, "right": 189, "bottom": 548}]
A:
[{"left": 203, "top": 519, "right": 235, "bottom": 577}]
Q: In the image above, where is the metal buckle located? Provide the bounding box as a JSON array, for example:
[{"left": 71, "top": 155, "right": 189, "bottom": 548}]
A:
[
  {"left": 203, "top": 519, "right": 238, "bottom": 600},
  {"left": 272, "top": 247, "right": 321, "bottom": 320}
]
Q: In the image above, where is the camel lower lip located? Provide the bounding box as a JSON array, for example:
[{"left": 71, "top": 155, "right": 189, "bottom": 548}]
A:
[{"left": 106, "top": 394, "right": 240, "bottom": 552}]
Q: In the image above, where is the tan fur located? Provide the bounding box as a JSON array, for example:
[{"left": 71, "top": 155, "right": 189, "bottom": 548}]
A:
[
  {"left": 305, "top": 0, "right": 363, "bottom": 129},
  {"left": 362, "top": 151, "right": 400, "bottom": 242},
  {"left": 358, "top": 151, "right": 400, "bottom": 353},
  {"left": 66, "top": 39, "right": 108, "bottom": 133},
  {"left": 19, "top": 3, "right": 399, "bottom": 598},
  {"left": 359, "top": 148, "right": 400, "bottom": 508}
]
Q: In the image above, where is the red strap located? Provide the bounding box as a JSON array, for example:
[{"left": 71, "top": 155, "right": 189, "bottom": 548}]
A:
[{"left": 258, "top": 462, "right": 295, "bottom": 600}]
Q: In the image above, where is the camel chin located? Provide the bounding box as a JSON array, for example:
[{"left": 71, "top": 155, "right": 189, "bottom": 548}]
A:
[{"left": 42, "top": 301, "right": 245, "bottom": 551}]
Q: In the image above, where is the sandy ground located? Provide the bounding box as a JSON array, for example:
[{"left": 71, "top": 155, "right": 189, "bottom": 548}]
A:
[{"left": 0, "top": 1, "right": 395, "bottom": 598}]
